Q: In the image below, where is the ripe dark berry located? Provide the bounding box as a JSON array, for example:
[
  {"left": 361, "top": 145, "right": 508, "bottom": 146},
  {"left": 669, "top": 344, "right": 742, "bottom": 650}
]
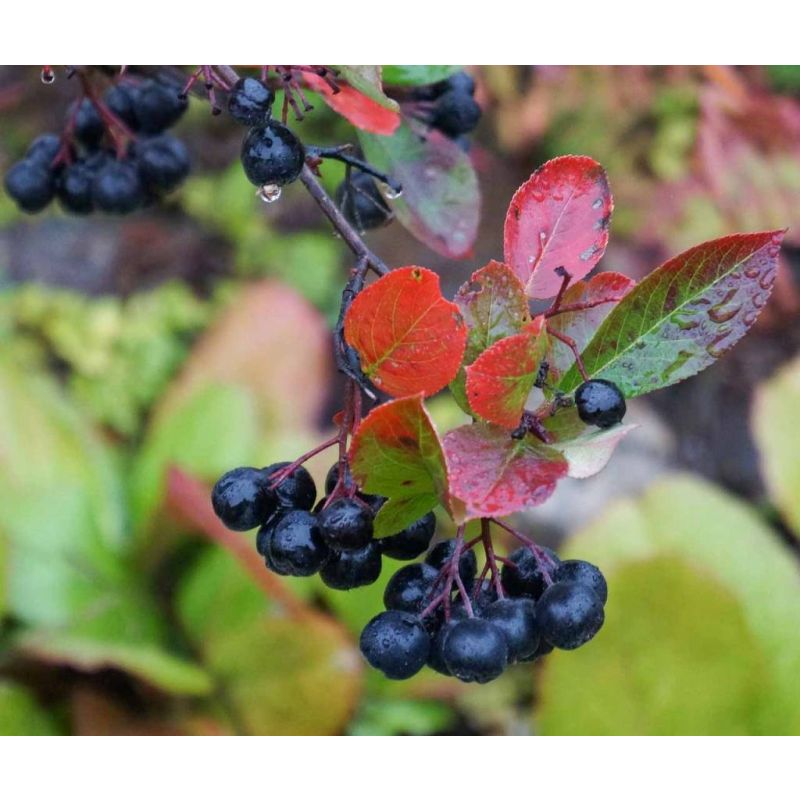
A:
[
  {"left": 324, "top": 462, "right": 356, "bottom": 495},
  {"left": 335, "top": 172, "right": 393, "bottom": 232},
  {"left": 320, "top": 541, "right": 382, "bottom": 590},
  {"left": 133, "top": 79, "right": 188, "bottom": 134},
  {"left": 240, "top": 121, "right": 305, "bottom": 187},
  {"left": 383, "top": 563, "right": 438, "bottom": 615},
  {"left": 4, "top": 160, "right": 55, "bottom": 212},
  {"left": 262, "top": 462, "right": 316, "bottom": 511},
  {"left": 211, "top": 466, "right": 276, "bottom": 531},
  {"left": 26, "top": 134, "right": 61, "bottom": 167},
  {"left": 471, "top": 579, "right": 499, "bottom": 613},
  {"left": 360, "top": 610, "right": 430, "bottom": 680},
  {"left": 135, "top": 135, "right": 190, "bottom": 194},
  {"left": 575, "top": 379, "right": 626, "bottom": 429},
  {"left": 431, "top": 90, "right": 481, "bottom": 138},
  {"left": 501, "top": 546, "right": 560, "bottom": 600},
  {"left": 379, "top": 512, "right": 436, "bottom": 561},
  {"left": 269, "top": 509, "right": 329, "bottom": 576},
  {"left": 442, "top": 71, "right": 476, "bottom": 96},
  {"left": 318, "top": 498, "right": 373, "bottom": 551},
  {"left": 92, "top": 159, "right": 144, "bottom": 214},
  {"left": 441, "top": 618, "right": 508, "bottom": 683},
  {"left": 73, "top": 98, "right": 105, "bottom": 148},
  {"left": 537, "top": 581, "right": 605, "bottom": 650},
  {"left": 520, "top": 638, "right": 554, "bottom": 662},
  {"left": 57, "top": 160, "right": 95, "bottom": 214},
  {"left": 104, "top": 83, "right": 140, "bottom": 129},
  {"left": 427, "top": 617, "right": 460, "bottom": 675},
  {"left": 426, "top": 540, "right": 477, "bottom": 588},
  {"left": 483, "top": 598, "right": 540, "bottom": 662},
  {"left": 257, "top": 520, "right": 290, "bottom": 576},
  {"left": 555, "top": 559, "right": 608, "bottom": 605},
  {"left": 227, "top": 77, "right": 275, "bottom": 126}
]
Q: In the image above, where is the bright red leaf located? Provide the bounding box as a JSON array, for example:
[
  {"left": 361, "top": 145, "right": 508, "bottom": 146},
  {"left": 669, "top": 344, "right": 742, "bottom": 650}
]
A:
[
  {"left": 444, "top": 423, "right": 568, "bottom": 520},
  {"left": 304, "top": 73, "right": 400, "bottom": 135},
  {"left": 344, "top": 267, "right": 467, "bottom": 398},
  {"left": 504, "top": 155, "right": 613, "bottom": 299},
  {"left": 465, "top": 320, "right": 547, "bottom": 428}
]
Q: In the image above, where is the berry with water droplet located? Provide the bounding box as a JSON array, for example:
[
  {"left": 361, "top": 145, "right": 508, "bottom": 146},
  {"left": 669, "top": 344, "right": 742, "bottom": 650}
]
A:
[
  {"left": 360, "top": 610, "right": 430, "bottom": 680},
  {"left": 4, "top": 159, "right": 55, "bottom": 212},
  {"left": 262, "top": 462, "right": 316, "bottom": 511},
  {"left": 384, "top": 563, "right": 438, "bottom": 615},
  {"left": 441, "top": 617, "right": 508, "bottom": 683},
  {"left": 575, "top": 379, "right": 626, "bottom": 429},
  {"left": 554, "top": 559, "right": 608, "bottom": 604},
  {"left": 537, "top": 581, "right": 604, "bottom": 650},
  {"left": 320, "top": 541, "right": 382, "bottom": 589},
  {"left": 501, "top": 546, "right": 560, "bottom": 600},
  {"left": 228, "top": 77, "right": 275, "bottom": 126},
  {"left": 212, "top": 466, "right": 276, "bottom": 531},
  {"left": 318, "top": 497, "right": 373, "bottom": 550},
  {"left": 335, "top": 172, "right": 393, "bottom": 231},
  {"left": 241, "top": 121, "right": 305, "bottom": 187},
  {"left": 269, "top": 509, "right": 329, "bottom": 576},
  {"left": 379, "top": 512, "right": 436, "bottom": 560}
]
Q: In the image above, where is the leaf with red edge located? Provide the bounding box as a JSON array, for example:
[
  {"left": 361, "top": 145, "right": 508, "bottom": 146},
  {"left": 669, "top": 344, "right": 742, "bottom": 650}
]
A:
[
  {"left": 333, "top": 66, "right": 400, "bottom": 111},
  {"left": 558, "top": 231, "right": 785, "bottom": 397},
  {"left": 349, "top": 395, "right": 458, "bottom": 535},
  {"left": 358, "top": 122, "right": 480, "bottom": 258},
  {"left": 344, "top": 267, "right": 467, "bottom": 398},
  {"left": 504, "top": 156, "right": 613, "bottom": 299},
  {"left": 304, "top": 72, "right": 400, "bottom": 135},
  {"left": 450, "top": 261, "right": 531, "bottom": 411},
  {"left": 444, "top": 424, "right": 568, "bottom": 520},
  {"left": 465, "top": 320, "right": 548, "bottom": 429},
  {"left": 547, "top": 272, "right": 635, "bottom": 378}
]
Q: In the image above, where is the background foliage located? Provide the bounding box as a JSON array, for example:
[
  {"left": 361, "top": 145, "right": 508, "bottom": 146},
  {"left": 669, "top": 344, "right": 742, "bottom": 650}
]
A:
[{"left": 1, "top": 65, "right": 799, "bottom": 735}]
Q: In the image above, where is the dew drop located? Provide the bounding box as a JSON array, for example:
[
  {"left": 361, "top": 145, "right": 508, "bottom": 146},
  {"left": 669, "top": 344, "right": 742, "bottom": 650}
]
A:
[
  {"left": 759, "top": 269, "right": 776, "bottom": 290},
  {"left": 743, "top": 310, "right": 758, "bottom": 326},
  {"left": 753, "top": 293, "right": 766, "bottom": 309},
  {"left": 385, "top": 184, "right": 403, "bottom": 200},
  {"left": 40, "top": 67, "right": 55, "bottom": 84},
  {"left": 257, "top": 184, "right": 282, "bottom": 203},
  {"left": 744, "top": 266, "right": 761, "bottom": 279},
  {"left": 592, "top": 197, "right": 603, "bottom": 209},
  {"left": 707, "top": 303, "right": 741, "bottom": 324},
  {"left": 674, "top": 313, "right": 700, "bottom": 331}
]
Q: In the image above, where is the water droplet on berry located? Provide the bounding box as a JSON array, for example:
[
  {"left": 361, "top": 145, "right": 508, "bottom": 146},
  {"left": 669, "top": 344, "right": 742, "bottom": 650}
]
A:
[
  {"left": 257, "top": 184, "right": 282, "bottom": 203},
  {"left": 384, "top": 185, "right": 403, "bottom": 200},
  {"left": 40, "top": 68, "right": 55, "bottom": 84}
]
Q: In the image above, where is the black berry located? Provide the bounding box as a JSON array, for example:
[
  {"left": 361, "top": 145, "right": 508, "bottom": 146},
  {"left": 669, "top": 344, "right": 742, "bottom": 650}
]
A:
[
  {"left": 269, "top": 509, "right": 329, "bottom": 576},
  {"left": 4, "top": 160, "right": 55, "bottom": 212},
  {"left": 335, "top": 172, "right": 393, "bottom": 232},
  {"left": 104, "top": 82, "right": 140, "bottom": 130},
  {"left": 240, "top": 121, "right": 305, "bottom": 187},
  {"left": 211, "top": 466, "right": 276, "bottom": 531},
  {"left": 257, "top": 520, "right": 290, "bottom": 576},
  {"left": 379, "top": 512, "right": 436, "bottom": 560},
  {"left": 133, "top": 79, "right": 188, "bottom": 134},
  {"left": 92, "top": 159, "right": 144, "bottom": 214},
  {"left": 57, "top": 160, "right": 95, "bottom": 214},
  {"left": 324, "top": 462, "right": 356, "bottom": 495},
  {"left": 554, "top": 559, "right": 608, "bottom": 604},
  {"left": 73, "top": 98, "right": 105, "bottom": 148},
  {"left": 262, "top": 462, "right": 316, "bottom": 511},
  {"left": 441, "top": 618, "right": 508, "bottom": 683},
  {"left": 431, "top": 90, "right": 481, "bottom": 138},
  {"left": 470, "top": 579, "right": 499, "bottom": 613},
  {"left": 441, "top": 71, "right": 476, "bottom": 96},
  {"left": 25, "top": 134, "right": 61, "bottom": 167},
  {"left": 227, "top": 77, "right": 275, "bottom": 126},
  {"left": 483, "top": 598, "right": 540, "bottom": 662},
  {"left": 360, "top": 610, "right": 430, "bottom": 680},
  {"left": 383, "top": 563, "right": 438, "bottom": 615},
  {"left": 135, "top": 135, "right": 190, "bottom": 194},
  {"left": 320, "top": 541, "right": 382, "bottom": 589},
  {"left": 318, "top": 498, "right": 373, "bottom": 551},
  {"left": 537, "top": 581, "right": 604, "bottom": 650},
  {"left": 575, "top": 379, "right": 626, "bottom": 429},
  {"left": 426, "top": 540, "right": 477, "bottom": 588},
  {"left": 501, "top": 546, "right": 560, "bottom": 600}
]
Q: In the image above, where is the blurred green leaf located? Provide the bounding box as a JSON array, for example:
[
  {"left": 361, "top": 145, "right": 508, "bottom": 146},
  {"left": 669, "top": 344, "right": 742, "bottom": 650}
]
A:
[
  {"left": 349, "top": 698, "right": 454, "bottom": 735},
  {"left": 752, "top": 355, "right": 800, "bottom": 539},
  {"left": 178, "top": 548, "right": 363, "bottom": 734},
  {"left": 0, "top": 681, "right": 61, "bottom": 735},
  {"left": 537, "top": 476, "right": 800, "bottom": 734},
  {"left": 381, "top": 66, "right": 461, "bottom": 87}
]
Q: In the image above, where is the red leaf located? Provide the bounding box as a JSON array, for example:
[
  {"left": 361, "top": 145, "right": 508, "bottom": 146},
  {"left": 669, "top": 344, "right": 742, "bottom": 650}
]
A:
[
  {"left": 344, "top": 267, "right": 467, "bottom": 398},
  {"left": 444, "top": 424, "right": 568, "bottom": 520},
  {"left": 547, "top": 271, "right": 635, "bottom": 377},
  {"left": 304, "top": 73, "right": 400, "bottom": 135},
  {"left": 504, "top": 156, "right": 613, "bottom": 299},
  {"left": 465, "top": 320, "right": 547, "bottom": 428}
]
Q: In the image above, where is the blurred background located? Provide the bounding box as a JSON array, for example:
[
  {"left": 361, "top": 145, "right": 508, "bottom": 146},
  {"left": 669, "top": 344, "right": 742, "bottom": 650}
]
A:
[{"left": 1, "top": 65, "right": 799, "bottom": 735}]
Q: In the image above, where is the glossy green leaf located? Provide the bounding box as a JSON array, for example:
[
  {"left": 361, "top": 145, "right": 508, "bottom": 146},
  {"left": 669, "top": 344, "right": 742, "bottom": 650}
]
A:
[
  {"left": 752, "top": 354, "right": 800, "bottom": 539},
  {"left": 358, "top": 122, "right": 480, "bottom": 258},
  {"left": 381, "top": 65, "right": 462, "bottom": 86},
  {"left": 0, "top": 681, "right": 61, "bottom": 735},
  {"left": 537, "top": 476, "right": 800, "bottom": 734},
  {"left": 558, "top": 231, "right": 785, "bottom": 396}
]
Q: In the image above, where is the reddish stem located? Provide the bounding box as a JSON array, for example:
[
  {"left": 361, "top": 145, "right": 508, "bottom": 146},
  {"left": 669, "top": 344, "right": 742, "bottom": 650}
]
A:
[
  {"left": 491, "top": 517, "right": 557, "bottom": 586},
  {"left": 545, "top": 295, "right": 625, "bottom": 318},
  {"left": 546, "top": 324, "right": 589, "bottom": 381}
]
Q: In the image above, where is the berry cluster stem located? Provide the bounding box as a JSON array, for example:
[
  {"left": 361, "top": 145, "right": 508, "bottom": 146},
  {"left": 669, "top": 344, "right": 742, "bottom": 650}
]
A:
[{"left": 491, "top": 517, "right": 557, "bottom": 587}]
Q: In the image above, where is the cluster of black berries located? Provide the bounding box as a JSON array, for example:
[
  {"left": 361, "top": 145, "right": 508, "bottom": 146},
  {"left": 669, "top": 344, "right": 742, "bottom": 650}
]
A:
[
  {"left": 211, "top": 461, "right": 436, "bottom": 591},
  {"left": 575, "top": 379, "right": 627, "bottom": 428},
  {"left": 4, "top": 77, "right": 190, "bottom": 216},
  {"left": 361, "top": 545, "right": 607, "bottom": 684},
  {"left": 410, "top": 71, "right": 481, "bottom": 147},
  {"left": 230, "top": 77, "right": 306, "bottom": 194}
]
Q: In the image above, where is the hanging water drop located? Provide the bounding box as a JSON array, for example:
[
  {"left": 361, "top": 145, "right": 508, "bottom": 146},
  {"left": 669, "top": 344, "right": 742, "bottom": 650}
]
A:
[
  {"left": 40, "top": 67, "right": 55, "bottom": 84},
  {"left": 384, "top": 184, "right": 403, "bottom": 200},
  {"left": 257, "top": 184, "right": 282, "bottom": 203}
]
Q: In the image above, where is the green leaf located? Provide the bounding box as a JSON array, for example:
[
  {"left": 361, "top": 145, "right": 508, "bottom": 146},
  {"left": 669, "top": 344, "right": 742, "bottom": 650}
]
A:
[
  {"left": 334, "top": 66, "right": 400, "bottom": 111},
  {"left": 381, "top": 65, "right": 461, "bottom": 86},
  {"left": 752, "top": 354, "right": 800, "bottom": 539},
  {"left": 558, "top": 232, "right": 785, "bottom": 396},
  {"left": 358, "top": 122, "right": 480, "bottom": 259},
  {"left": 178, "top": 549, "right": 362, "bottom": 735},
  {"left": 0, "top": 681, "right": 62, "bottom": 735},
  {"left": 537, "top": 476, "right": 800, "bottom": 734},
  {"left": 374, "top": 495, "right": 439, "bottom": 539}
]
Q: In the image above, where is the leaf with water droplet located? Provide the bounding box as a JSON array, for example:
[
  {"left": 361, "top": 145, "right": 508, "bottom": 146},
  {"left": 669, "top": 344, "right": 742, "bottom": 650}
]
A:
[
  {"left": 558, "top": 231, "right": 786, "bottom": 397},
  {"left": 358, "top": 122, "right": 479, "bottom": 259},
  {"left": 504, "top": 156, "right": 613, "bottom": 299}
]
